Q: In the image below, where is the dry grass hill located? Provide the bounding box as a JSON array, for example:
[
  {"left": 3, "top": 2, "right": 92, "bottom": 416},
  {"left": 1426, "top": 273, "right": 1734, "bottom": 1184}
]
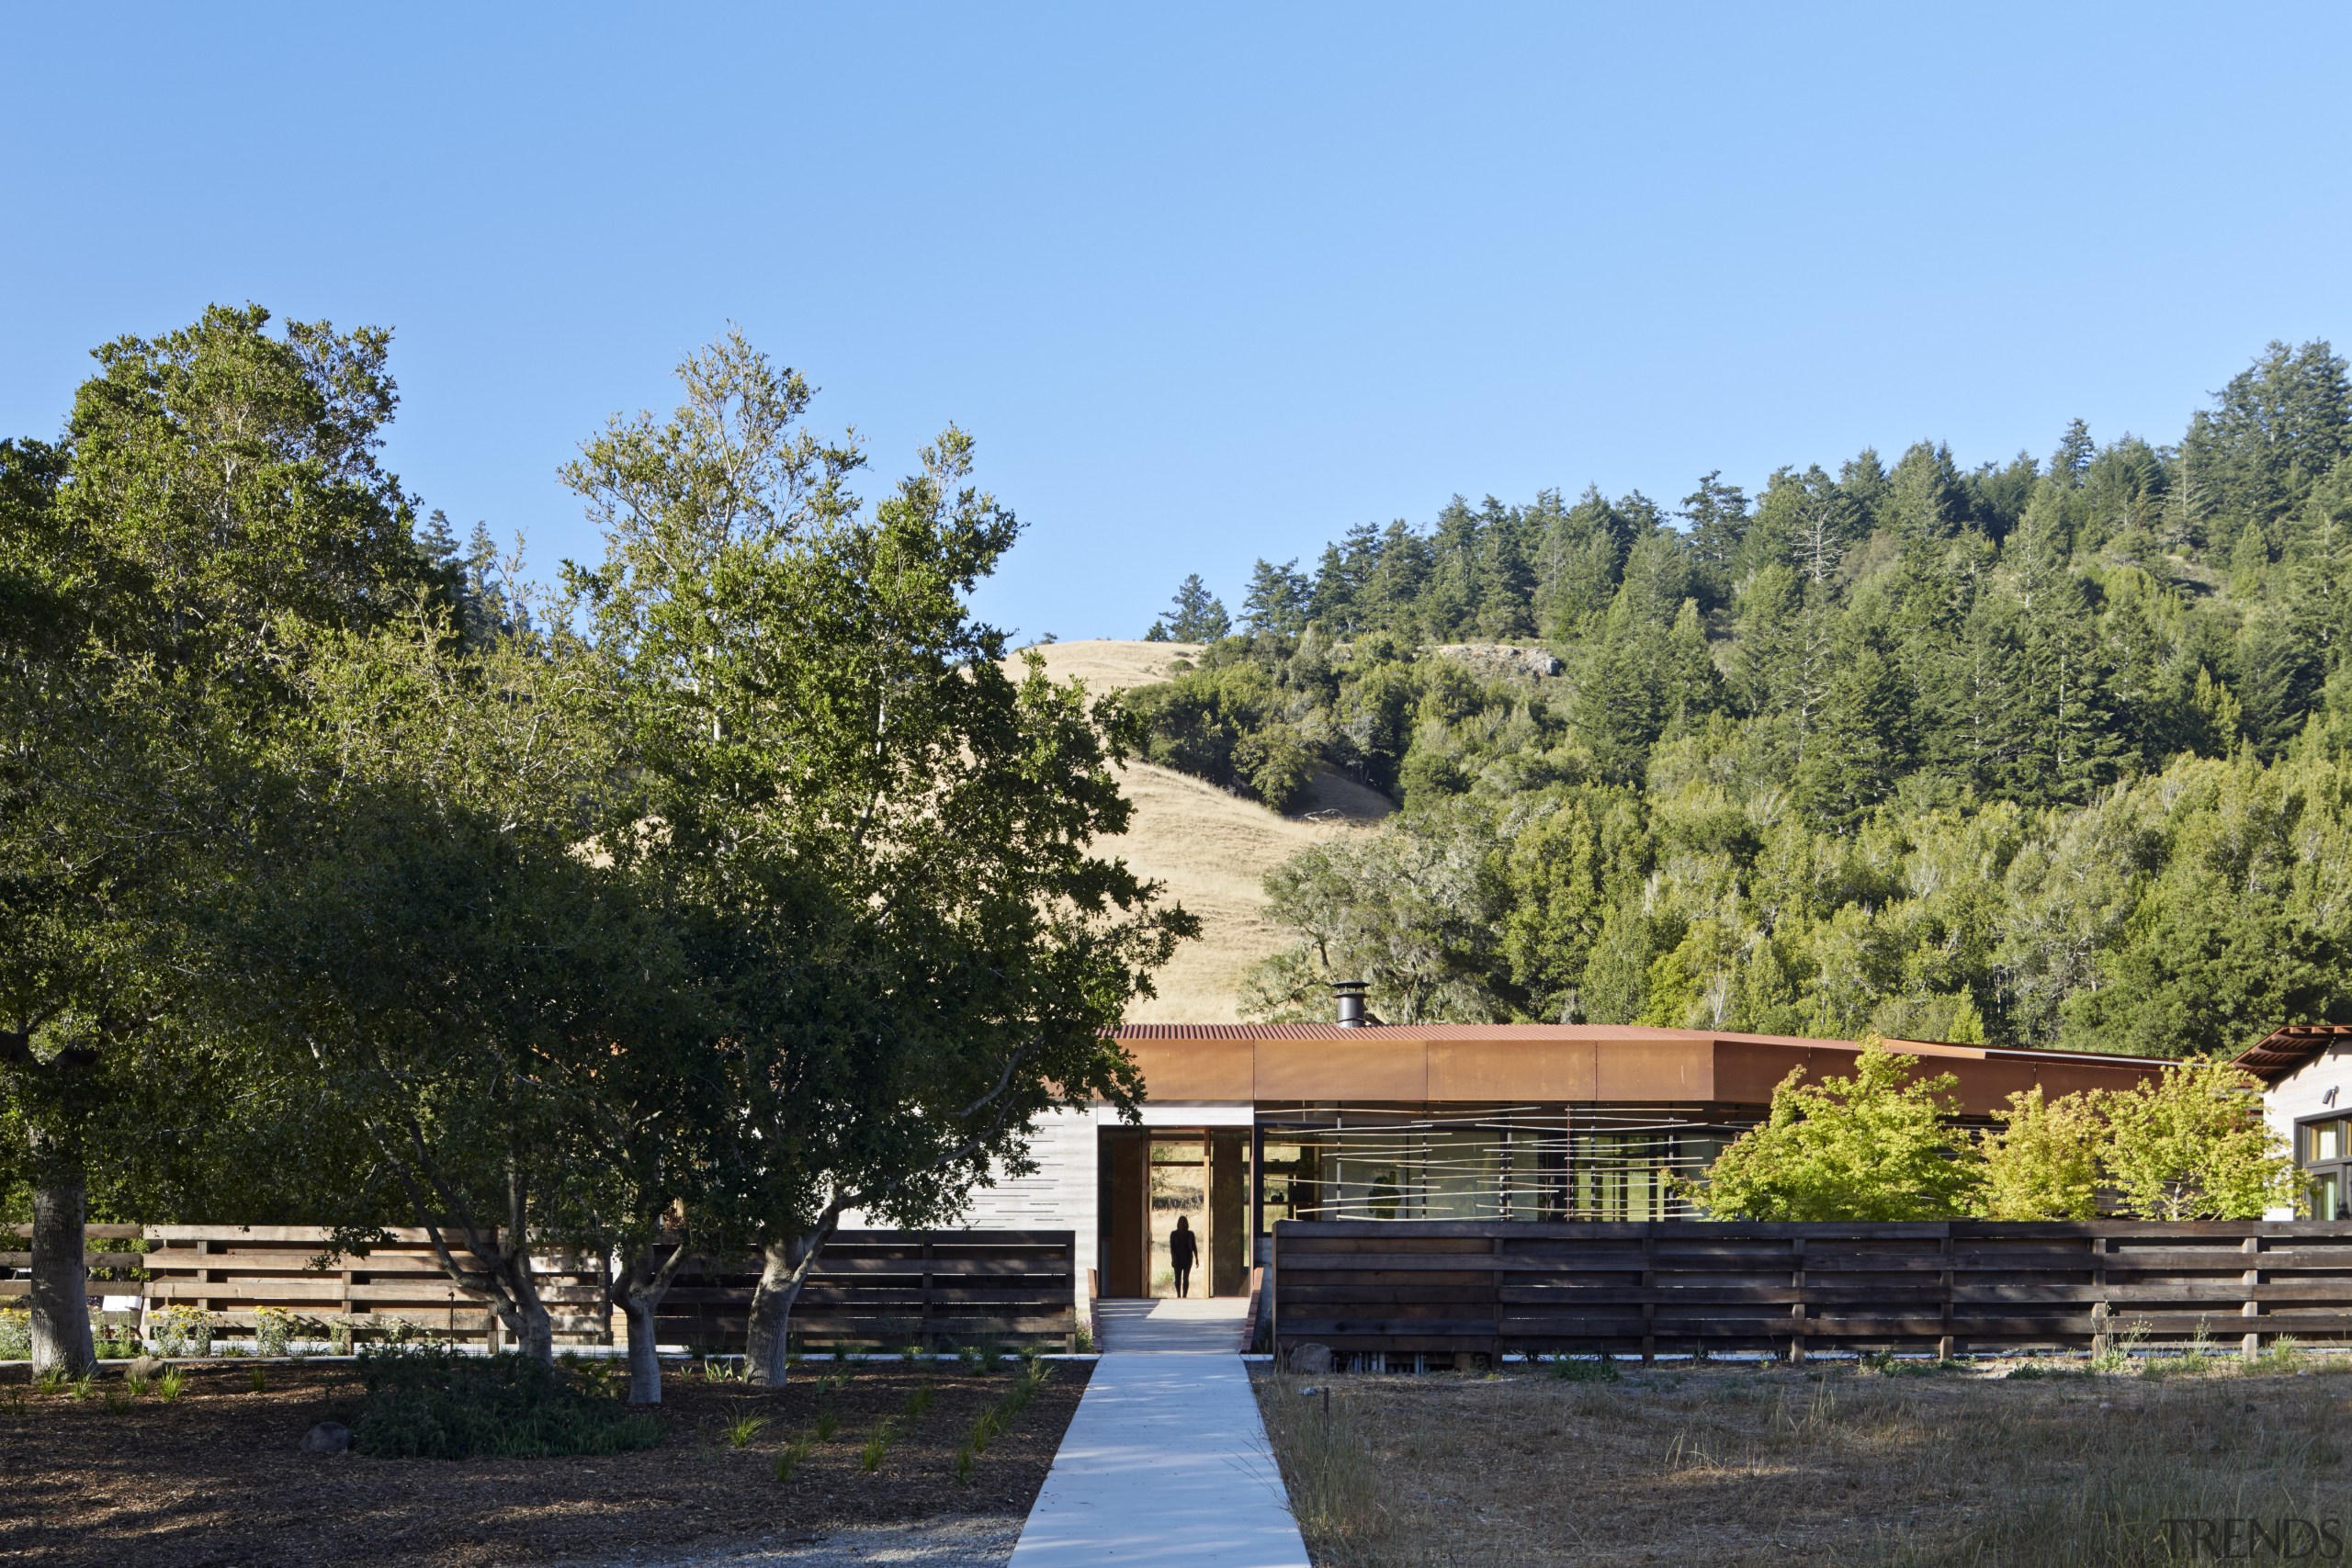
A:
[{"left": 1016, "top": 639, "right": 1392, "bottom": 1022}]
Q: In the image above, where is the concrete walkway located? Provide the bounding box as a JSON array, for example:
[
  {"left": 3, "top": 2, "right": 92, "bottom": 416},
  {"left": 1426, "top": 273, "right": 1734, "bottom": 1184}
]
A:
[{"left": 1007, "top": 1298, "right": 1310, "bottom": 1568}]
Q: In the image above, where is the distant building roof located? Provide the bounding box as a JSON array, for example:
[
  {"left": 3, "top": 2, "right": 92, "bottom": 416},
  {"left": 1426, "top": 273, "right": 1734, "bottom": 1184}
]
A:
[
  {"left": 1109, "top": 1021, "right": 2172, "bottom": 1111},
  {"left": 2233, "top": 1024, "right": 2352, "bottom": 1084}
]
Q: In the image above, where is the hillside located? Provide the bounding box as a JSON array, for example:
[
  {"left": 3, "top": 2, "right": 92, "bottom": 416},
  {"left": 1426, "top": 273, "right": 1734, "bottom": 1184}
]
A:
[
  {"left": 1115, "top": 341, "right": 2352, "bottom": 1056},
  {"left": 1020, "top": 639, "right": 1391, "bottom": 1021}
]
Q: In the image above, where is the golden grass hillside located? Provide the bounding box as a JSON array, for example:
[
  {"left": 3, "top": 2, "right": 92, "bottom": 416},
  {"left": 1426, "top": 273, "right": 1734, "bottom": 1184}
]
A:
[{"left": 1017, "top": 639, "right": 1392, "bottom": 1022}]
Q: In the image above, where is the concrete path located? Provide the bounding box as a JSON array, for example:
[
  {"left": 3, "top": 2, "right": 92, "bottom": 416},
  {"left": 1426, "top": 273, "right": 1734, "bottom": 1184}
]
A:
[{"left": 1007, "top": 1298, "right": 1310, "bottom": 1568}]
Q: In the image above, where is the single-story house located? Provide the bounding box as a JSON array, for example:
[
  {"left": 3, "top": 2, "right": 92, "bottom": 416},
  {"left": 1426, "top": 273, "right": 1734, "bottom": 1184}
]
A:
[
  {"left": 2236, "top": 1023, "right": 2352, "bottom": 1220},
  {"left": 948, "top": 1003, "right": 2177, "bottom": 1315}
]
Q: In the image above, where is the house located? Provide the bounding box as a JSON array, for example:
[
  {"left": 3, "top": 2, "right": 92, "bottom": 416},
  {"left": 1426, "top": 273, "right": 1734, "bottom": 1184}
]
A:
[
  {"left": 946, "top": 1001, "right": 2177, "bottom": 1316},
  {"left": 2233, "top": 1023, "right": 2352, "bottom": 1219}
]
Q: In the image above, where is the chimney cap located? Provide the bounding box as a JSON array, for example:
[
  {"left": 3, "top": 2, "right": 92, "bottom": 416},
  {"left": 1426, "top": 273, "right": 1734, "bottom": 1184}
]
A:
[{"left": 1331, "top": 979, "right": 1370, "bottom": 1027}]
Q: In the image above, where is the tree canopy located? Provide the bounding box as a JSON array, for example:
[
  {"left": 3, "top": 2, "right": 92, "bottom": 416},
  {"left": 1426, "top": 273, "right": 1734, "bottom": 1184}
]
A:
[{"left": 1129, "top": 340, "right": 2352, "bottom": 1057}]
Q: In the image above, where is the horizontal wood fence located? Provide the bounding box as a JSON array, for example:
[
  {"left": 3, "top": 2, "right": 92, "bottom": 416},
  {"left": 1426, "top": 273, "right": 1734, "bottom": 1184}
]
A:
[
  {"left": 3, "top": 1226, "right": 1077, "bottom": 1353},
  {"left": 1, "top": 1225, "right": 147, "bottom": 1334},
  {"left": 144, "top": 1227, "right": 611, "bottom": 1347},
  {"left": 657, "top": 1231, "right": 1080, "bottom": 1351},
  {"left": 1272, "top": 1220, "right": 2352, "bottom": 1362}
]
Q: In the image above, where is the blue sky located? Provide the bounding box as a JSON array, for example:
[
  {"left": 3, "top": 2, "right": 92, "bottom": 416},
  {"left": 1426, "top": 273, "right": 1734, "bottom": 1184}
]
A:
[{"left": 6, "top": 5, "right": 2348, "bottom": 641}]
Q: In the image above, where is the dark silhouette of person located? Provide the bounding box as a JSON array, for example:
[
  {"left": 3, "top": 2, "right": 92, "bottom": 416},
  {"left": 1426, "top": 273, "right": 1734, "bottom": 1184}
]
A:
[{"left": 1170, "top": 1215, "right": 1199, "bottom": 1298}]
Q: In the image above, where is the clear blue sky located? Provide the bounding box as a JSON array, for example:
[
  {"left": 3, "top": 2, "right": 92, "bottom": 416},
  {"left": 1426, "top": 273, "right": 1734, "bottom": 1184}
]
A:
[{"left": 6, "top": 5, "right": 2348, "bottom": 641}]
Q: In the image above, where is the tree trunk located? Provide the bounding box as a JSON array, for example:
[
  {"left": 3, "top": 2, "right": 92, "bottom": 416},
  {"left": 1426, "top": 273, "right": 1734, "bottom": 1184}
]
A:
[
  {"left": 481, "top": 1242, "right": 553, "bottom": 1361},
  {"left": 745, "top": 1234, "right": 827, "bottom": 1387},
  {"left": 493, "top": 1269, "right": 554, "bottom": 1361},
  {"left": 28, "top": 1174, "right": 93, "bottom": 1378},
  {"left": 622, "top": 1294, "right": 662, "bottom": 1404},
  {"left": 609, "top": 1241, "right": 694, "bottom": 1405}
]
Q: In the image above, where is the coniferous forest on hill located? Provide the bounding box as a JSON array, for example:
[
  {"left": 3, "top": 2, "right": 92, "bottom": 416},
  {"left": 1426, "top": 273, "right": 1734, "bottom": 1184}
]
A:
[{"left": 1126, "top": 340, "right": 2352, "bottom": 1057}]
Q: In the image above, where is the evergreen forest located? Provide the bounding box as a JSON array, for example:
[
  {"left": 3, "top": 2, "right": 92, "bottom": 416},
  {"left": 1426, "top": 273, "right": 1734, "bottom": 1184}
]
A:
[{"left": 1125, "top": 340, "right": 2352, "bottom": 1057}]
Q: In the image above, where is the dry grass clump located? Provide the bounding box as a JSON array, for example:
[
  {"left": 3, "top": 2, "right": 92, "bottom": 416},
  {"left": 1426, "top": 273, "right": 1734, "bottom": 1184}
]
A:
[{"left": 1253, "top": 1354, "right": 2352, "bottom": 1567}]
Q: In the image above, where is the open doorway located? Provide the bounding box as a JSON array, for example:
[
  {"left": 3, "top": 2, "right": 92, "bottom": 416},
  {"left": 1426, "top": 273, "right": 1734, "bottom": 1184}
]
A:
[{"left": 1101, "top": 1127, "right": 1250, "bottom": 1298}]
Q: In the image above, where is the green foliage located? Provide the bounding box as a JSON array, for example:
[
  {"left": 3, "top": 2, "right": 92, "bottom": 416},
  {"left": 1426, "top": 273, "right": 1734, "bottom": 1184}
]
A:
[
  {"left": 563, "top": 329, "right": 1193, "bottom": 1367},
  {"left": 773, "top": 1431, "right": 814, "bottom": 1482},
  {"left": 1545, "top": 1355, "right": 1621, "bottom": 1382},
  {"left": 352, "top": 1347, "right": 664, "bottom": 1460},
  {"left": 1974, "top": 1088, "right": 2102, "bottom": 1221},
  {"left": 2096, "top": 1059, "right": 2297, "bottom": 1220},
  {"left": 1149, "top": 573, "right": 1230, "bottom": 641},
  {"left": 1125, "top": 647, "right": 1317, "bottom": 810},
  {"left": 148, "top": 1306, "right": 215, "bottom": 1359},
  {"left": 726, "top": 1414, "right": 769, "bottom": 1449},
  {"left": 1110, "top": 342, "right": 2352, "bottom": 1055},
  {"left": 859, "top": 1417, "right": 896, "bottom": 1472},
  {"left": 1696, "top": 1041, "right": 1979, "bottom": 1221},
  {"left": 0, "top": 1309, "right": 28, "bottom": 1360},
  {"left": 253, "top": 1306, "right": 299, "bottom": 1359}
]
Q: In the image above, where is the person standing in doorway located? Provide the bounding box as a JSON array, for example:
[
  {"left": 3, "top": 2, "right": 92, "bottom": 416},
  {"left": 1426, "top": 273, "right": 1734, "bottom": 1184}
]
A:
[{"left": 1170, "top": 1215, "right": 1199, "bottom": 1298}]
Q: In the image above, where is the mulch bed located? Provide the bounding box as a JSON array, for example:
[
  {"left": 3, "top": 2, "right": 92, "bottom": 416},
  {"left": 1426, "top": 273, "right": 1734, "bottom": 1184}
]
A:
[{"left": 0, "top": 1358, "right": 1091, "bottom": 1566}]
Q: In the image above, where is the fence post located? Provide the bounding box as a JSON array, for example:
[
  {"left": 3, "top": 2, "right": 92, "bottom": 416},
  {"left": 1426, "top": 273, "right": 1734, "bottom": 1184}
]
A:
[
  {"left": 1269, "top": 1223, "right": 1280, "bottom": 1367},
  {"left": 921, "top": 1233, "right": 935, "bottom": 1351},
  {"left": 2242, "top": 1234, "right": 2263, "bottom": 1361},
  {"left": 2090, "top": 1234, "right": 2110, "bottom": 1359},
  {"left": 1788, "top": 1235, "right": 1806, "bottom": 1365},
  {"left": 1640, "top": 1227, "right": 1657, "bottom": 1367},
  {"left": 1937, "top": 1229, "right": 1954, "bottom": 1361},
  {"left": 1486, "top": 1231, "right": 1506, "bottom": 1371}
]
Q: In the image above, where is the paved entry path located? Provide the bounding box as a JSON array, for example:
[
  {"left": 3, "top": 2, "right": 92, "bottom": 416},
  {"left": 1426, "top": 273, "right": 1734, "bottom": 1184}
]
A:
[{"left": 1007, "top": 1298, "right": 1310, "bottom": 1568}]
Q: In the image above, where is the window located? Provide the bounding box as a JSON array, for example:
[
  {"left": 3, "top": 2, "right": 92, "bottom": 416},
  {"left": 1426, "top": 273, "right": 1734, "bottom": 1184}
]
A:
[{"left": 2296, "top": 1115, "right": 2352, "bottom": 1219}]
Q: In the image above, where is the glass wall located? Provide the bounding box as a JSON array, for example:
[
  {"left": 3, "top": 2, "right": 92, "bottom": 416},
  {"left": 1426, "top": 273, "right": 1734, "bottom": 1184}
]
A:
[
  {"left": 2301, "top": 1115, "right": 2350, "bottom": 1221},
  {"left": 1262, "top": 1109, "right": 1750, "bottom": 1224}
]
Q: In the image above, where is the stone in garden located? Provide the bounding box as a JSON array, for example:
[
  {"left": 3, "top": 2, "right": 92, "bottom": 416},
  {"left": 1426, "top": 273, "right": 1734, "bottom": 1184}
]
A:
[
  {"left": 1287, "top": 1342, "right": 1332, "bottom": 1374},
  {"left": 300, "top": 1421, "right": 353, "bottom": 1455}
]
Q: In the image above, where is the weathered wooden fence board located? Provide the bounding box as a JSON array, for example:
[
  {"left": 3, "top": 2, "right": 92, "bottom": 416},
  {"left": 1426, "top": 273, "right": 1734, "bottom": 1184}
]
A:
[
  {"left": 654, "top": 1230, "right": 1079, "bottom": 1351},
  {"left": 1272, "top": 1220, "right": 2352, "bottom": 1360},
  {"left": 1, "top": 1225, "right": 1077, "bottom": 1353}
]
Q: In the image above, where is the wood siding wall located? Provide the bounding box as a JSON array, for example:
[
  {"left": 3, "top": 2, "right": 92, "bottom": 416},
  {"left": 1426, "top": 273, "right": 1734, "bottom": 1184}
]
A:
[{"left": 1272, "top": 1219, "right": 2352, "bottom": 1360}]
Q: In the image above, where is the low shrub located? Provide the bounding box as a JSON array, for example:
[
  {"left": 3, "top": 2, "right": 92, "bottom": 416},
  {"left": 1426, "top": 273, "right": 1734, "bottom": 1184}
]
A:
[
  {"left": 1546, "top": 1355, "right": 1621, "bottom": 1382},
  {"left": 254, "top": 1306, "right": 300, "bottom": 1358},
  {"left": 860, "top": 1417, "right": 897, "bottom": 1472},
  {"left": 149, "top": 1305, "right": 215, "bottom": 1359},
  {"left": 353, "top": 1347, "right": 665, "bottom": 1460},
  {"left": 0, "top": 1308, "right": 28, "bottom": 1360}
]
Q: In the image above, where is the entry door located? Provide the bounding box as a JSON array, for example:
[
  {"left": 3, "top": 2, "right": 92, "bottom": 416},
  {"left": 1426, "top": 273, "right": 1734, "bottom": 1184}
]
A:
[{"left": 1102, "top": 1133, "right": 1150, "bottom": 1298}]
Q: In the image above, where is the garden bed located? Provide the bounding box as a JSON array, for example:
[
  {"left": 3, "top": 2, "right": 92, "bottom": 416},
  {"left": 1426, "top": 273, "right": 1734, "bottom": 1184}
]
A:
[
  {"left": 0, "top": 1357, "right": 1089, "bottom": 1566},
  {"left": 1255, "top": 1351, "right": 2352, "bottom": 1566}
]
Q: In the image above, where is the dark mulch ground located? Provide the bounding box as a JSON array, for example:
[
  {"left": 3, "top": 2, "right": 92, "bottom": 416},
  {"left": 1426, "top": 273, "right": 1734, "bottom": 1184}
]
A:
[{"left": 0, "top": 1358, "right": 1090, "bottom": 1566}]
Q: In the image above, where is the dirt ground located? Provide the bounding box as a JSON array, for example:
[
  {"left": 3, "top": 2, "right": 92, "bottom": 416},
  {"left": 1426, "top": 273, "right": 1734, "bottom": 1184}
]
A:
[
  {"left": 1255, "top": 1354, "right": 2352, "bottom": 1567},
  {"left": 0, "top": 1358, "right": 1089, "bottom": 1567}
]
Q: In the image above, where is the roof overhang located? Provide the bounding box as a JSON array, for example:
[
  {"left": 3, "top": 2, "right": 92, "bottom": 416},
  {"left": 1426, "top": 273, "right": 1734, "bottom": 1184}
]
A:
[
  {"left": 2233, "top": 1024, "right": 2352, "bottom": 1084},
  {"left": 1111, "top": 1024, "right": 2173, "bottom": 1117}
]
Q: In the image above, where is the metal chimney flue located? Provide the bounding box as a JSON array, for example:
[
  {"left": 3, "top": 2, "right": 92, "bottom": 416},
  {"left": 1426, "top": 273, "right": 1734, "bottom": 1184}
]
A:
[{"left": 1332, "top": 980, "right": 1370, "bottom": 1028}]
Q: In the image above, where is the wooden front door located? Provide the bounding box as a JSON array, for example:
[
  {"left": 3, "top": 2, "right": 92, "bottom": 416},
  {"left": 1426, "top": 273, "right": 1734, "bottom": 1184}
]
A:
[{"left": 1102, "top": 1132, "right": 1150, "bottom": 1297}]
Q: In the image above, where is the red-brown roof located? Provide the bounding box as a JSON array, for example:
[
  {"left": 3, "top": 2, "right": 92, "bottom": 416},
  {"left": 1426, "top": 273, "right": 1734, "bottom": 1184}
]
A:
[
  {"left": 1113, "top": 1021, "right": 2171, "bottom": 1069},
  {"left": 2233, "top": 1024, "right": 2352, "bottom": 1084},
  {"left": 1109, "top": 1021, "right": 2174, "bottom": 1111}
]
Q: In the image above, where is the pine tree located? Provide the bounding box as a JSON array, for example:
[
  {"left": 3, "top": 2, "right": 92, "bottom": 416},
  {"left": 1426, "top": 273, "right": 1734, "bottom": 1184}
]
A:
[
  {"left": 1159, "top": 574, "right": 1230, "bottom": 641},
  {"left": 1241, "top": 558, "right": 1308, "bottom": 636}
]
